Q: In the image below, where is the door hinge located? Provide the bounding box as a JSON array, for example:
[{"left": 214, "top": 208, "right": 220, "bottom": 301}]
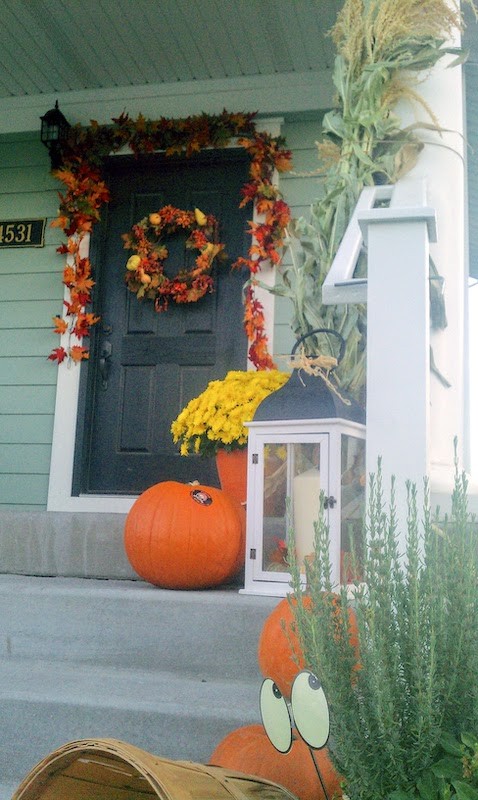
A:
[
  {"left": 250, "top": 548, "right": 256, "bottom": 560},
  {"left": 324, "top": 496, "right": 337, "bottom": 509},
  {"left": 252, "top": 453, "right": 258, "bottom": 464}
]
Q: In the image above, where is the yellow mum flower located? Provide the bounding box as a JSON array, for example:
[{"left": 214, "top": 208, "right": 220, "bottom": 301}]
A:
[{"left": 170, "top": 369, "right": 288, "bottom": 458}]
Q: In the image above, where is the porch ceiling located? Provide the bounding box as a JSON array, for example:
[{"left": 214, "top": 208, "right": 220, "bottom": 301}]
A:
[{"left": 0, "top": 0, "right": 342, "bottom": 99}]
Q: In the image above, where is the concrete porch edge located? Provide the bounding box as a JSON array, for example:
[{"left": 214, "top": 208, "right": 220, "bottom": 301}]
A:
[{"left": 0, "top": 510, "right": 135, "bottom": 579}]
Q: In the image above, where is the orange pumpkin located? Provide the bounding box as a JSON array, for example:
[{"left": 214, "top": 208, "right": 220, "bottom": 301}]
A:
[
  {"left": 258, "top": 596, "right": 310, "bottom": 698},
  {"left": 258, "top": 595, "right": 359, "bottom": 698},
  {"left": 124, "top": 481, "right": 244, "bottom": 589},
  {"left": 209, "top": 723, "right": 342, "bottom": 800}
]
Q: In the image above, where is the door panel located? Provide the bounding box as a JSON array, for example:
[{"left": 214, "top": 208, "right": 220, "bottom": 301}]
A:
[{"left": 77, "top": 151, "right": 249, "bottom": 494}]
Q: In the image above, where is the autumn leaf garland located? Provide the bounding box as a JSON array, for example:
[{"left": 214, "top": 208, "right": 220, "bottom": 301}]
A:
[
  {"left": 49, "top": 111, "right": 292, "bottom": 369},
  {"left": 48, "top": 163, "right": 108, "bottom": 364}
]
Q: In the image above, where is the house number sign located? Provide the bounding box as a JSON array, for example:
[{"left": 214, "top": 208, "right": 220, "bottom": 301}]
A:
[{"left": 0, "top": 218, "right": 46, "bottom": 248}]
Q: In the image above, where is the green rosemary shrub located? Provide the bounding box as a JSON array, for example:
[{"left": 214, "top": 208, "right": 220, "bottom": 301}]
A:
[
  {"left": 287, "top": 464, "right": 478, "bottom": 800},
  {"left": 390, "top": 732, "right": 478, "bottom": 800}
]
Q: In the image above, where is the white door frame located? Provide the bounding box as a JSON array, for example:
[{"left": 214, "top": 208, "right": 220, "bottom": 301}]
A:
[{"left": 47, "top": 118, "right": 282, "bottom": 512}]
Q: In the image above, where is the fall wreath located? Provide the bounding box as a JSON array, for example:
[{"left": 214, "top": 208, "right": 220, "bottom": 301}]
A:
[{"left": 123, "top": 205, "right": 225, "bottom": 311}]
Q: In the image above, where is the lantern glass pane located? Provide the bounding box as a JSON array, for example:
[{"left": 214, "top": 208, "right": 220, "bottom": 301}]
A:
[
  {"left": 261, "top": 442, "right": 322, "bottom": 573},
  {"left": 50, "top": 123, "right": 60, "bottom": 141},
  {"left": 340, "top": 434, "right": 366, "bottom": 582}
]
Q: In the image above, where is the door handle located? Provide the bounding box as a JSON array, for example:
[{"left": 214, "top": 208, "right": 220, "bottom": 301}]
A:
[{"left": 99, "top": 340, "right": 112, "bottom": 390}]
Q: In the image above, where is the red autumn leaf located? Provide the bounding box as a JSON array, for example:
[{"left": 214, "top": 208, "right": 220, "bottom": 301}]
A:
[
  {"left": 48, "top": 346, "right": 68, "bottom": 364},
  {"left": 75, "top": 256, "right": 93, "bottom": 278},
  {"left": 69, "top": 290, "right": 91, "bottom": 308},
  {"left": 73, "top": 313, "right": 100, "bottom": 338}
]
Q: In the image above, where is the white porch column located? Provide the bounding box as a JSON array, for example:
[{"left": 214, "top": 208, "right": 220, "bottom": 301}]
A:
[
  {"left": 397, "top": 33, "right": 467, "bottom": 501},
  {"left": 359, "top": 180, "right": 435, "bottom": 544}
]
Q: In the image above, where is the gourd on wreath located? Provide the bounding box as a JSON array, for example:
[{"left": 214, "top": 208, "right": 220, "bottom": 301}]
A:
[
  {"left": 122, "top": 205, "right": 226, "bottom": 312},
  {"left": 258, "top": 596, "right": 359, "bottom": 697},
  {"left": 124, "top": 481, "right": 245, "bottom": 589},
  {"left": 209, "top": 723, "right": 342, "bottom": 800}
]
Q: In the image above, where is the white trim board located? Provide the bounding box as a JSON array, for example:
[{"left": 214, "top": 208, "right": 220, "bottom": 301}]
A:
[{"left": 0, "top": 71, "right": 334, "bottom": 134}]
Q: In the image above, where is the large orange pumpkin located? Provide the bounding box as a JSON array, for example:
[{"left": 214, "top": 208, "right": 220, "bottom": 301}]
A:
[
  {"left": 124, "top": 481, "right": 244, "bottom": 589},
  {"left": 209, "top": 723, "right": 342, "bottom": 800},
  {"left": 258, "top": 595, "right": 359, "bottom": 698}
]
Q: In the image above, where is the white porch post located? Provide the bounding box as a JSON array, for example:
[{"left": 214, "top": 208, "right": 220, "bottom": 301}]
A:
[
  {"left": 359, "top": 180, "right": 435, "bottom": 544},
  {"left": 398, "top": 32, "right": 467, "bottom": 500}
]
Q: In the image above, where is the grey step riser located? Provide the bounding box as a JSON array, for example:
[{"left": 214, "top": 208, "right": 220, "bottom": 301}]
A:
[
  {"left": 0, "top": 579, "right": 277, "bottom": 678},
  {"left": 0, "top": 699, "right": 257, "bottom": 784},
  {"left": 0, "top": 511, "right": 133, "bottom": 580}
]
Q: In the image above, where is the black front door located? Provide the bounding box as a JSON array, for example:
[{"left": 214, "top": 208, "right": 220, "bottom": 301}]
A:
[{"left": 75, "top": 150, "right": 249, "bottom": 495}]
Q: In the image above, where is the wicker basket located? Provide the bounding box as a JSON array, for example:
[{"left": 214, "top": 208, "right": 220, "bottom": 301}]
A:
[{"left": 11, "top": 737, "right": 299, "bottom": 800}]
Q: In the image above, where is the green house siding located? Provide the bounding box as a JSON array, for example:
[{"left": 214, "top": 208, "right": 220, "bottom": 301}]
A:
[
  {"left": 0, "top": 132, "right": 62, "bottom": 510},
  {"left": 274, "top": 115, "right": 325, "bottom": 359}
]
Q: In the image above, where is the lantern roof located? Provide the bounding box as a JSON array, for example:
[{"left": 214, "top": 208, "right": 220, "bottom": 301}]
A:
[{"left": 253, "top": 368, "right": 365, "bottom": 425}]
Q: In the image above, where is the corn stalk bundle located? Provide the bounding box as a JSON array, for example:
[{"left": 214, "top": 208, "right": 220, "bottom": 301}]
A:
[{"left": 268, "top": 0, "right": 469, "bottom": 402}]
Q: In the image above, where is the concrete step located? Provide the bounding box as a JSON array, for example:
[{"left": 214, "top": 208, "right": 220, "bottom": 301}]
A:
[
  {"left": 0, "top": 660, "right": 260, "bottom": 787},
  {"left": 0, "top": 575, "right": 278, "bottom": 795},
  {"left": 0, "top": 575, "right": 276, "bottom": 678},
  {"left": 0, "top": 783, "right": 17, "bottom": 800}
]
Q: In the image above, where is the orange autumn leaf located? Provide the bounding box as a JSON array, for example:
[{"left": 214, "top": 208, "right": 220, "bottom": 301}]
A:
[
  {"left": 52, "top": 316, "right": 68, "bottom": 335},
  {"left": 65, "top": 238, "right": 80, "bottom": 254},
  {"left": 74, "top": 217, "right": 93, "bottom": 233},
  {"left": 52, "top": 168, "right": 77, "bottom": 189},
  {"left": 51, "top": 215, "right": 70, "bottom": 230},
  {"left": 255, "top": 197, "right": 275, "bottom": 215},
  {"left": 74, "top": 274, "right": 95, "bottom": 293},
  {"left": 64, "top": 295, "right": 84, "bottom": 315},
  {"left": 70, "top": 345, "right": 89, "bottom": 362},
  {"left": 274, "top": 153, "right": 293, "bottom": 172},
  {"left": 62, "top": 267, "right": 76, "bottom": 286},
  {"left": 135, "top": 113, "right": 146, "bottom": 132},
  {"left": 249, "top": 161, "right": 263, "bottom": 181}
]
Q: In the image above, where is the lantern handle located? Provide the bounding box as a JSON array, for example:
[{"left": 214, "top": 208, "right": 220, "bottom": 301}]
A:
[{"left": 291, "top": 328, "right": 346, "bottom": 366}]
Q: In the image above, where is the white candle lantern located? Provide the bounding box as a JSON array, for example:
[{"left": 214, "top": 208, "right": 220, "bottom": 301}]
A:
[{"left": 241, "top": 330, "right": 366, "bottom": 597}]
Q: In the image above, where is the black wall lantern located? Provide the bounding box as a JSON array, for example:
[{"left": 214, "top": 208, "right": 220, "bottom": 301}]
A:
[{"left": 40, "top": 101, "right": 71, "bottom": 170}]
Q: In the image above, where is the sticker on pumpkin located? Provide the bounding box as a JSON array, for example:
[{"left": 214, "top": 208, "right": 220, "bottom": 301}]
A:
[{"left": 190, "top": 489, "right": 213, "bottom": 506}]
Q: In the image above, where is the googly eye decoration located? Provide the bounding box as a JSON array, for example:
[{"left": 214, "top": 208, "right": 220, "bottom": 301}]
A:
[
  {"left": 261, "top": 670, "right": 330, "bottom": 753},
  {"left": 290, "top": 669, "right": 330, "bottom": 749},
  {"left": 259, "top": 678, "right": 293, "bottom": 754}
]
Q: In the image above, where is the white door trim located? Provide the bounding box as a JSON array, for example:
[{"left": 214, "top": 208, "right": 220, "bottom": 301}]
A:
[{"left": 47, "top": 117, "right": 282, "bottom": 512}]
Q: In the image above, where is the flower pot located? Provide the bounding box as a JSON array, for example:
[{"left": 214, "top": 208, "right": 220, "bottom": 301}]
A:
[
  {"left": 215, "top": 448, "right": 248, "bottom": 507},
  {"left": 215, "top": 449, "right": 248, "bottom": 580}
]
